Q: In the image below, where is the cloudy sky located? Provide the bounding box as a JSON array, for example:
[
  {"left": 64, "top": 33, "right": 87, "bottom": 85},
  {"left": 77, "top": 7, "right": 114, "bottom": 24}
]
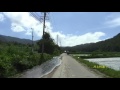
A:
[{"left": 0, "top": 12, "right": 120, "bottom": 47}]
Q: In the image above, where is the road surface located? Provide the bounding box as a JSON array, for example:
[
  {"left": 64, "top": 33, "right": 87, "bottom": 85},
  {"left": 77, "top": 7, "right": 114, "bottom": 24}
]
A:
[{"left": 43, "top": 53, "right": 105, "bottom": 78}]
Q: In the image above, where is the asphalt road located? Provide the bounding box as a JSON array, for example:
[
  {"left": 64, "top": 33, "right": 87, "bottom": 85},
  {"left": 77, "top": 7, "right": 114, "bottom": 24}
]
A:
[{"left": 43, "top": 53, "right": 105, "bottom": 78}]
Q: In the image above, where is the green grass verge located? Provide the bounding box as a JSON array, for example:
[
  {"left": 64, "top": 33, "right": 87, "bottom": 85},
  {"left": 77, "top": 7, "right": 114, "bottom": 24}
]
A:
[{"left": 73, "top": 56, "right": 120, "bottom": 78}]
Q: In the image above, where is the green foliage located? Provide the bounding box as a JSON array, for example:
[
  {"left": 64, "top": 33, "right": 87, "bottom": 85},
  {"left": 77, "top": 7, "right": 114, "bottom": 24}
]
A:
[
  {"left": 37, "top": 32, "right": 61, "bottom": 55},
  {"left": 0, "top": 32, "right": 62, "bottom": 78},
  {"left": 0, "top": 55, "right": 17, "bottom": 77},
  {"left": 0, "top": 41, "right": 53, "bottom": 78},
  {"left": 91, "top": 51, "right": 97, "bottom": 57}
]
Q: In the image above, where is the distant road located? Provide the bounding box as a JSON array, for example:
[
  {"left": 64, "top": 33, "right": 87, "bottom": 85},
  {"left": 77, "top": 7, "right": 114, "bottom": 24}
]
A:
[{"left": 43, "top": 53, "right": 105, "bottom": 78}]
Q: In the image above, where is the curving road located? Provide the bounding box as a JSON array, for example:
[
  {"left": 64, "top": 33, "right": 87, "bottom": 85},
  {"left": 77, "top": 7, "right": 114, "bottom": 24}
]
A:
[{"left": 43, "top": 53, "right": 105, "bottom": 78}]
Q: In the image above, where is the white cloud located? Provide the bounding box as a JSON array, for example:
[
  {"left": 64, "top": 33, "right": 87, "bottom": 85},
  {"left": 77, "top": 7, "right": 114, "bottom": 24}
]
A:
[
  {"left": 3, "top": 12, "right": 49, "bottom": 37},
  {"left": 25, "top": 31, "right": 32, "bottom": 35},
  {"left": 57, "top": 32, "right": 105, "bottom": 47},
  {"left": 105, "top": 17, "right": 120, "bottom": 27},
  {"left": 11, "top": 23, "right": 25, "bottom": 32},
  {"left": 0, "top": 13, "right": 5, "bottom": 22},
  {"left": 105, "top": 13, "right": 120, "bottom": 28},
  {"left": 2, "top": 12, "right": 105, "bottom": 46}
]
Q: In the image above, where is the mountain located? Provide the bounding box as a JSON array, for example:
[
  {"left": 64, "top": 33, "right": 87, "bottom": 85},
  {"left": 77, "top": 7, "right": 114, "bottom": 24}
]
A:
[
  {"left": 0, "top": 34, "right": 37, "bottom": 44},
  {"left": 62, "top": 33, "right": 120, "bottom": 52}
]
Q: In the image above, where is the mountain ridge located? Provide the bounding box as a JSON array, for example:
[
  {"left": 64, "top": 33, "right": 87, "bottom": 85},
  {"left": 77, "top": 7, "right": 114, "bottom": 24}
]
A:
[
  {"left": 62, "top": 33, "right": 120, "bottom": 52},
  {"left": 0, "top": 34, "right": 37, "bottom": 44}
]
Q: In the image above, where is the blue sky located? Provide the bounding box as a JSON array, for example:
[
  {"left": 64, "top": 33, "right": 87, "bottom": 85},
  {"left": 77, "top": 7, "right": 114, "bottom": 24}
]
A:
[
  {"left": 50, "top": 12, "right": 120, "bottom": 38},
  {"left": 0, "top": 12, "right": 120, "bottom": 46}
]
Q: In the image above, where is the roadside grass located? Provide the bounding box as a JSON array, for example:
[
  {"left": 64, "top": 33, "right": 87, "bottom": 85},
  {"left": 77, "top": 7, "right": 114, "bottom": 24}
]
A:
[{"left": 73, "top": 56, "right": 120, "bottom": 78}]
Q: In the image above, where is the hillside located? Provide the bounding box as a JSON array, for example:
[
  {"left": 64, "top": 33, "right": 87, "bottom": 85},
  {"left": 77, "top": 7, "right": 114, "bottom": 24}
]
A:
[
  {"left": 62, "top": 33, "right": 120, "bottom": 52},
  {"left": 0, "top": 34, "right": 37, "bottom": 44}
]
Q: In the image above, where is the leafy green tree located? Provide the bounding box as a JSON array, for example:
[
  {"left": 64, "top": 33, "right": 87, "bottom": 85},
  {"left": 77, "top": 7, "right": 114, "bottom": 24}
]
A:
[{"left": 37, "top": 32, "right": 61, "bottom": 55}]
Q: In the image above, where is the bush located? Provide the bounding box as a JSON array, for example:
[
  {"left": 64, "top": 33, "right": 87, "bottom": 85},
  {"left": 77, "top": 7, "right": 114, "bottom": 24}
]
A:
[
  {"left": 0, "top": 42, "right": 54, "bottom": 78},
  {"left": 0, "top": 56, "right": 17, "bottom": 78}
]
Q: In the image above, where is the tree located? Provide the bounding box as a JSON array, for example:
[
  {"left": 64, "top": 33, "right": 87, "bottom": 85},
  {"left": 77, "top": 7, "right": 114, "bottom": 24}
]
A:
[{"left": 37, "top": 32, "right": 61, "bottom": 55}]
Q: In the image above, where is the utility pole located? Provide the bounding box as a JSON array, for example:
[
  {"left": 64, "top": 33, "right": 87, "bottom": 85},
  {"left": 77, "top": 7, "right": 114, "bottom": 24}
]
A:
[
  {"left": 31, "top": 28, "right": 34, "bottom": 52},
  {"left": 41, "top": 12, "right": 47, "bottom": 60},
  {"left": 57, "top": 34, "right": 58, "bottom": 46},
  {"left": 60, "top": 39, "right": 61, "bottom": 47},
  {"left": 41, "top": 12, "right": 46, "bottom": 56},
  {"left": 29, "top": 12, "right": 49, "bottom": 56}
]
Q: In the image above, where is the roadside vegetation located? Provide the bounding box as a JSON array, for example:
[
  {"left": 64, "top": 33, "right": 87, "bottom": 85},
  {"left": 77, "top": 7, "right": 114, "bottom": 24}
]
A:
[
  {"left": 73, "top": 56, "right": 120, "bottom": 78},
  {"left": 0, "top": 32, "right": 61, "bottom": 78},
  {"left": 70, "top": 52, "right": 120, "bottom": 59}
]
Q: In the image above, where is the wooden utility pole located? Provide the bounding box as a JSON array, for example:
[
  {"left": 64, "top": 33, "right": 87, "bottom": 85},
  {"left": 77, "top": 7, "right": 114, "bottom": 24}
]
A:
[
  {"left": 31, "top": 28, "right": 34, "bottom": 52},
  {"left": 57, "top": 34, "right": 58, "bottom": 46},
  {"left": 41, "top": 12, "right": 46, "bottom": 56},
  {"left": 60, "top": 39, "right": 61, "bottom": 47}
]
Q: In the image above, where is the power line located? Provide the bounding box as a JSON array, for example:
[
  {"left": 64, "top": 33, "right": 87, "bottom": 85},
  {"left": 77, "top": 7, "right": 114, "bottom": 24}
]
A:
[{"left": 30, "top": 12, "right": 42, "bottom": 22}]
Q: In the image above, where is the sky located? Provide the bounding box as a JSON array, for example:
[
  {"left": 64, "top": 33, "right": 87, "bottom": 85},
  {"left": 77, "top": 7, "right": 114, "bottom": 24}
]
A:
[{"left": 0, "top": 12, "right": 120, "bottom": 47}]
